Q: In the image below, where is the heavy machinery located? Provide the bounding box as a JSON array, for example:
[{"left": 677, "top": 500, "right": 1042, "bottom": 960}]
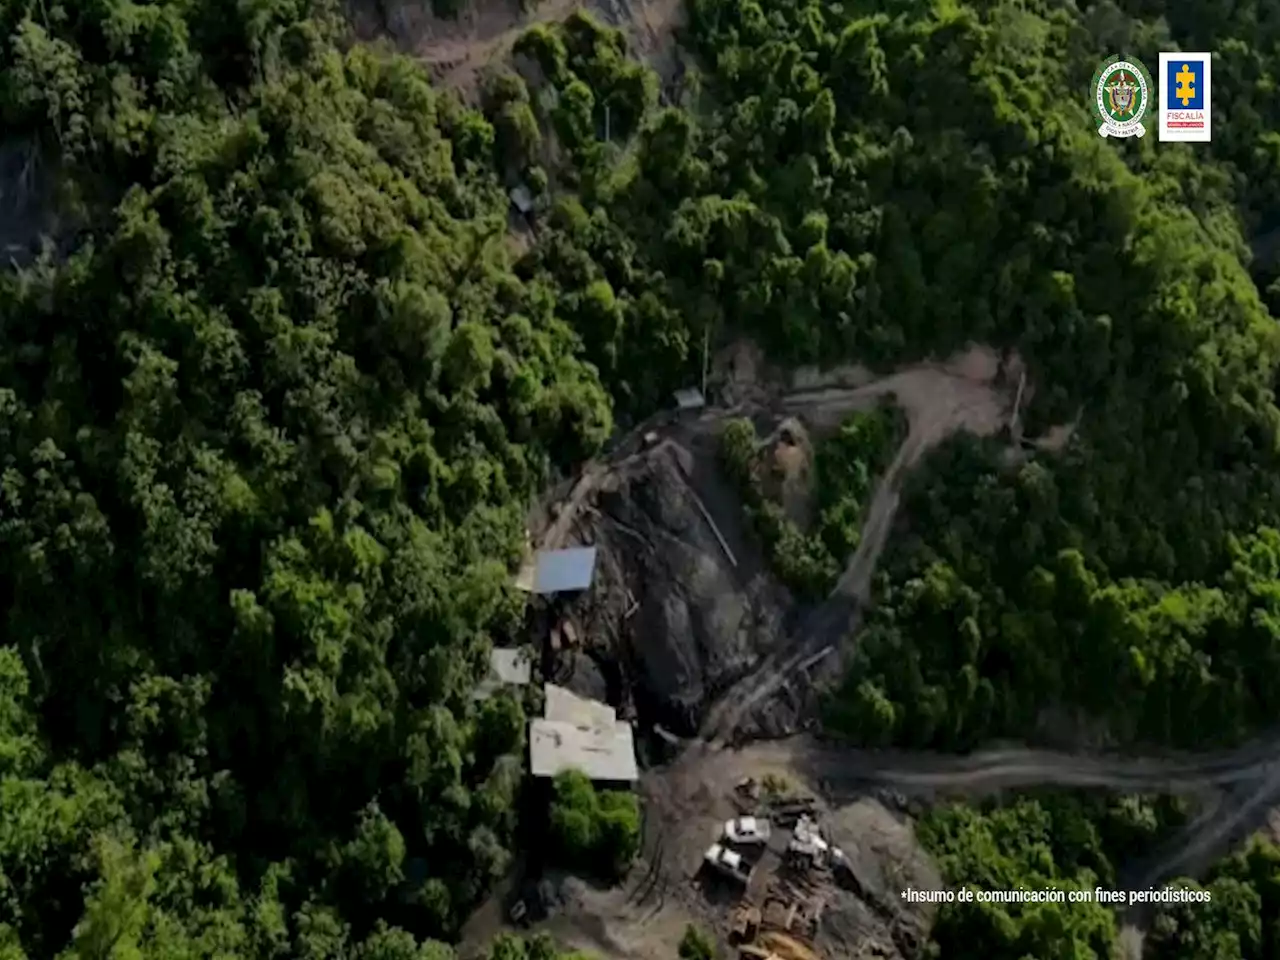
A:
[{"left": 704, "top": 843, "right": 753, "bottom": 885}]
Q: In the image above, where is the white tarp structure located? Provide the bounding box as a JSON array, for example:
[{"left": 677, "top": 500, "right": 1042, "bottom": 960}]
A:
[
  {"left": 473, "top": 647, "right": 533, "bottom": 700},
  {"left": 529, "top": 719, "right": 638, "bottom": 782},
  {"left": 491, "top": 648, "right": 532, "bottom": 684},
  {"left": 673, "top": 386, "right": 706, "bottom": 410},
  {"left": 544, "top": 683, "right": 615, "bottom": 728},
  {"left": 515, "top": 547, "right": 598, "bottom": 594}
]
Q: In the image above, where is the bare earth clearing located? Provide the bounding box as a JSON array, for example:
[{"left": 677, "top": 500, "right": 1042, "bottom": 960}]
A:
[
  {"left": 348, "top": 0, "right": 685, "bottom": 99},
  {"left": 480, "top": 344, "right": 1087, "bottom": 960},
  {"left": 701, "top": 346, "right": 1013, "bottom": 742}
]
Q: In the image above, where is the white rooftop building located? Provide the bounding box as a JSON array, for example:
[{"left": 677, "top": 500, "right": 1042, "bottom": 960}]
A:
[
  {"left": 529, "top": 718, "right": 638, "bottom": 783},
  {"left": 673, "top": 386, "right": 706, "bottom": 410},
  {"left": 544, "top": 682, "right": 616, "bottom": 728}
]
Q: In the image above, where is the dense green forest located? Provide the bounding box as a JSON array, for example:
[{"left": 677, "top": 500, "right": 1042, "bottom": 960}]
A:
[
  {"left": 0, "top": 0, "right": 610, "bottom": 953},
  {"left": 510, "top": 0, "right": 1280, "bottom": 749},
  {"left": 919, "top": 792, "right": 1280, "bottom": 959},
  {"left": 547, "top": 771, "right": 640, "bottom": 878},
  {"left": 4, "top": 0, "right": 1280, "bottom": 954}
]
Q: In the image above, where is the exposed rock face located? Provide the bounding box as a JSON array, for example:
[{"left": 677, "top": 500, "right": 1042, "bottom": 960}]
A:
[{"left": 561, "top": 437, "right": 791, "bottom": 735}]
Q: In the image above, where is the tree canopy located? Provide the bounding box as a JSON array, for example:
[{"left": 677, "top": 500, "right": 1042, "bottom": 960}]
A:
[{"left": 4, "top": 0, "right": 1280, "bottom": 954}]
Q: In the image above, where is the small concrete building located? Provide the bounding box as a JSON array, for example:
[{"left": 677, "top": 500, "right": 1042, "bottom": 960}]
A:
[
  {"left": 509, "top": 184, "right": 534, "bottom": 215},
  {"left": 673, "top": 386, "right": 706, "bottom": 411},
  {"left": 528, "top": 718, "right": 638, "bottom": 784},
  {"left": 543, "top": 683, "right": 616, "bottom": 728}
]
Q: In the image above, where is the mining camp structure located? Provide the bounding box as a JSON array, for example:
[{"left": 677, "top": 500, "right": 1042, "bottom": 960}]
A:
[
  {"left": 504, "top": 542, "right": 639, "bottom": 785},
  {"left": 529, "top": 683, "right": 638, "bottom": 786},
  {"left": 513, "top": 546, "right": 599, "bottom": 595}
]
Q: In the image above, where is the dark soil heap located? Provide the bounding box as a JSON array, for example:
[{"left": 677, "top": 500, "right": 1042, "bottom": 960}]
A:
[{"left": 558, "top": 436, "right": 792, "bottom": 735}]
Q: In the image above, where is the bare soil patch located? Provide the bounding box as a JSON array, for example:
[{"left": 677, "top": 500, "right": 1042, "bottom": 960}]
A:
[
  {"left": 532, "top": 432, "right": 792, "bottom": 735},
  {"left": 759, "top": 418, "right": 815, "bottom": 529},
  {"left": 348, "top": 0, "right": 687, "bottom": 100},
  {"left": 1031, "top": 421, "right": 1077, "bottom": 452},
  {"left": 471, "top": 742, "right": 941, "bottom": 960},
  {"left": 701, "top": 345, "right": 1023, "bottom": 741},
  {"left": 531, "top": 343, "right": 1068, "bottom": 743}
]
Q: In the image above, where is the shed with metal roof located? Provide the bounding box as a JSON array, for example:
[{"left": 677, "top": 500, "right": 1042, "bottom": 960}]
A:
[{"left": 515, "top": 547, "right": 599, "bottom": 595}]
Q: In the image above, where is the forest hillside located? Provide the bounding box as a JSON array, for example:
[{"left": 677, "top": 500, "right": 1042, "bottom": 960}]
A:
[{"left": 3, "top": 0, "right": 1280, "bottom": 957}]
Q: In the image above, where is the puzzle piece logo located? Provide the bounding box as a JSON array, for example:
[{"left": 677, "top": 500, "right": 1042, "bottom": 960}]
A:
[
  {"left": 1159, "top": 51, "right": 1211, "bottom": 141},
  {"left": 1175, "top": 64, "right": 1196, "bottom": 105},
  {"left": 1165, "top": 58, "right": 1204, "bottom": 110}
]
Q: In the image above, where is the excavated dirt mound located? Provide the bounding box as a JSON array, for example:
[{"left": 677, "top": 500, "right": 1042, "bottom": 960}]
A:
[
  {"left": 820, "top": 800, "right": 941, "bottom": 958},
  {"left": 550, "top": 434, "right": 793, "bottom": 735},
  {"left": 758, "top": 418, "right": 815, "bottom": 529}
]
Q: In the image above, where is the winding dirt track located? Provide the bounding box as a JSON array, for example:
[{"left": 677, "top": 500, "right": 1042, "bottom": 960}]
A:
[
  {"left": 545, "top": 345, "right": 1280, "bottom": 932},
  {"left": 699, "top": 347, "right": 1011, "bottom": 741},
  {"left": 714, "top": 351, "right": 1280, "bottom": 911}
]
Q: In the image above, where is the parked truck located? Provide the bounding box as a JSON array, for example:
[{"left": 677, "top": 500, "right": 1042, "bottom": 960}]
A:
[{"left": 704, "top": 843, "right": 753, "bottom": 884}]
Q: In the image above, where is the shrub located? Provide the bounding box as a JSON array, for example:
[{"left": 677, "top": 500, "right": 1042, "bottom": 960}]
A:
[
  {"left": 679, "top": 924, "right": 716, "bottom": 960},
  {"left": 548, "top": 769, "right": 640, "bottom": 878}
]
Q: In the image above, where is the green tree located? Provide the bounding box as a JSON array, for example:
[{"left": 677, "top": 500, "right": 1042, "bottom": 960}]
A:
[{"left": 548, "top": 770, "right": 640, "bottom": 878}]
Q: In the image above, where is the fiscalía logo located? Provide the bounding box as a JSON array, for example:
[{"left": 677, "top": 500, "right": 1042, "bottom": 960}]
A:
[
  {"left": 1158, "top": 52, "right": 1212, "bottom": 142},
  {"left": 1092, "top": 55, "right": 1151, "bottom": 138}
]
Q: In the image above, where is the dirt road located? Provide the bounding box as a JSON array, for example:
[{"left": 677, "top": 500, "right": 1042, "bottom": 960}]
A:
[
  {"left": 677, "top": 346, "right": 1280, "bottom": 925},
  {"left": 699, "top": 346, "right": 1015, "bottom": 741},
  {"left": 783, "top": 737, "right": 1280, "bottom": 795}
]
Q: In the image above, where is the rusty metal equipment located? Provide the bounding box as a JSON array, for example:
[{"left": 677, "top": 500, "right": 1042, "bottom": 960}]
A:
[
  {"left": 730, "top": 904, "right": 761, "bottom": 944},
  {"left": 761, "top": 894, "right": 798, "bottom": 933},
  {"left": 756, "top": 932, "right": 818, "bottom": 960}
]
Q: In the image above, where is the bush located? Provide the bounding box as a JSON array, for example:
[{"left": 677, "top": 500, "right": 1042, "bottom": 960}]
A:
[
  {"left": 719, "top": 419, "right": 758, "bottom": 489},
  {"left": 548, "top": 770, "right": 640, "bottom": 878},
  {"left": 678, "top": 925, "right": 716, "bottom": 960}
]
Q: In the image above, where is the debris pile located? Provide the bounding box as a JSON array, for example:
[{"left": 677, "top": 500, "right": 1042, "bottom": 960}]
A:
[{"left": 698, "top": 780, "right": 852, "bottom": 960}]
